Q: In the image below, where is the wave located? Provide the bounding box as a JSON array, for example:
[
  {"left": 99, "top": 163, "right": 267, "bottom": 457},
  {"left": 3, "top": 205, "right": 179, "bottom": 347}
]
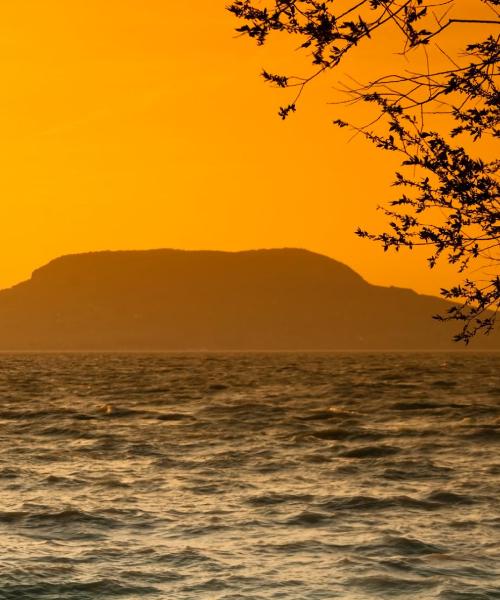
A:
[
  {"left": 426, "top": 491, "right": 476, "bottom": 506},
  {"left": 0, "top": 352, "right": 498, "bottom": 599},
  {"left": 347, "top": 574, "right": 439, "bottom": 594},
  {"left": 156, "top": 412, "right": 194, "bottom": 421},
  {"left": 0, "top": 580, "right": 159, "bottom": 600},
  {"left": 285, "top": 510, "right": 334, "bottom": 526},
  {"left": 361, "top": 535, "right": 444, "bottom": 556},
  {"left": 312, "top": 428, "right": 383, "bottom": 442},
  {"left": 246, "top": 492, "right": 313, "bottom": 507},
  {"left": 339, "top": 445, "right": 402, "bottom": 458},
  {"left": 318, "top": 494, "right": 437, "bottom": 512}
]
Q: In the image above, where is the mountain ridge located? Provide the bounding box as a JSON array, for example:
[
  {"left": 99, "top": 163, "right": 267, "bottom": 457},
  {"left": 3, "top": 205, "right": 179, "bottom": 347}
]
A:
[{"left": 0, "top": 248, "right": 497, "bottom": 351}]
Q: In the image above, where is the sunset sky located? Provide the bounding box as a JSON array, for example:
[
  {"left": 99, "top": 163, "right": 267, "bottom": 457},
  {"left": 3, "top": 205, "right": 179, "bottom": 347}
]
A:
[{"left": 0, "top": 1, "right": 494, "bottom": 293}]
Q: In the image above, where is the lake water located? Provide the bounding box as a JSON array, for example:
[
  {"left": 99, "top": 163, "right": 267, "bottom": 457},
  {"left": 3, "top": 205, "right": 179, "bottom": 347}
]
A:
[{"left": 0, "top": 353, "right": 499, "bottom": 599}]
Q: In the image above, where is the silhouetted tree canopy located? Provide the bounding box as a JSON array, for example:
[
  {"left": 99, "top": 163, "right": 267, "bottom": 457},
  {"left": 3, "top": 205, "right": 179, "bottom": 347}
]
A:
[{"left": 228, "top": 0, "right": 500, "bottom": 342}]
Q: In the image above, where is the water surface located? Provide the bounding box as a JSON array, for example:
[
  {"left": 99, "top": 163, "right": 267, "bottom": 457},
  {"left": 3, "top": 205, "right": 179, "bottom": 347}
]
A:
[{"left": 0, "top": 353, "right": 499, "bottom": 599}]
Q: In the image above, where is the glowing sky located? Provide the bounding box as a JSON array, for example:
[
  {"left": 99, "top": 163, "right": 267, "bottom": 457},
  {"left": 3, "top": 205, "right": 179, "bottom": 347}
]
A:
[{"left": 0, "top": 1, "right": 495, "bottom": 293}]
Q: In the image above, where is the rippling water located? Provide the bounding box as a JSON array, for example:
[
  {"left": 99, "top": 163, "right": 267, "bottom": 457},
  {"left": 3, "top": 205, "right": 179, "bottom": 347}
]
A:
[{"left": 0, "top": 352, "right": 499, "bottom": 599}]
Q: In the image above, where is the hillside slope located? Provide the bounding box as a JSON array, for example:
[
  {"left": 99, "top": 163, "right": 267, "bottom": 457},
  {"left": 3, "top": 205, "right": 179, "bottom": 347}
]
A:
[{"left": 0, "top": 248, "right": 497, "bottom": 350}]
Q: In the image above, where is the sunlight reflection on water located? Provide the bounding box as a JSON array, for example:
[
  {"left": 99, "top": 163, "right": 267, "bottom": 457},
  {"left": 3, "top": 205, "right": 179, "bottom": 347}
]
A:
[{"left": 0, "top": 352, "right": 499, "bottom": 599}]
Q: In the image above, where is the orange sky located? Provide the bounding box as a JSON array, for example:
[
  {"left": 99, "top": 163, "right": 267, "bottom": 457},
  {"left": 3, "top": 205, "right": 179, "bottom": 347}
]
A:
[{"left": 0, "top": 1, "right": 496, "bottom": 294}]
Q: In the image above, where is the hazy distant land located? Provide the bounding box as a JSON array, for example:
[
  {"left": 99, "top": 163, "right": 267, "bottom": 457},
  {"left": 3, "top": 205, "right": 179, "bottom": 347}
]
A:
[{"left": 0, "top": 248, "right": 497, "bottom": 351}]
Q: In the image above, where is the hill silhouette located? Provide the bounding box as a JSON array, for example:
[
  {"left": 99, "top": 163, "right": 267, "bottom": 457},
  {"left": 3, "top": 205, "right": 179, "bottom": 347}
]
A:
[{"left": 0, "top": 248, "right": 497, "bottom": 350}]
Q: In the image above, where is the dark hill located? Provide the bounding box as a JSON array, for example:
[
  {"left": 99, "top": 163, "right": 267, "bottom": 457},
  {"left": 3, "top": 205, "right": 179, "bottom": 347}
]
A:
[{"left": 0, "top": 248, "right": 497, "bottom": 350}]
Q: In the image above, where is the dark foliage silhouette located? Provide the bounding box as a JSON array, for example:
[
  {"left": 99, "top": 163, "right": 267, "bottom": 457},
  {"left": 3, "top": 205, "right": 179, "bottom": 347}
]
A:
[{"left": 228, "top": 0, "right": 500, "bottom": 342}]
